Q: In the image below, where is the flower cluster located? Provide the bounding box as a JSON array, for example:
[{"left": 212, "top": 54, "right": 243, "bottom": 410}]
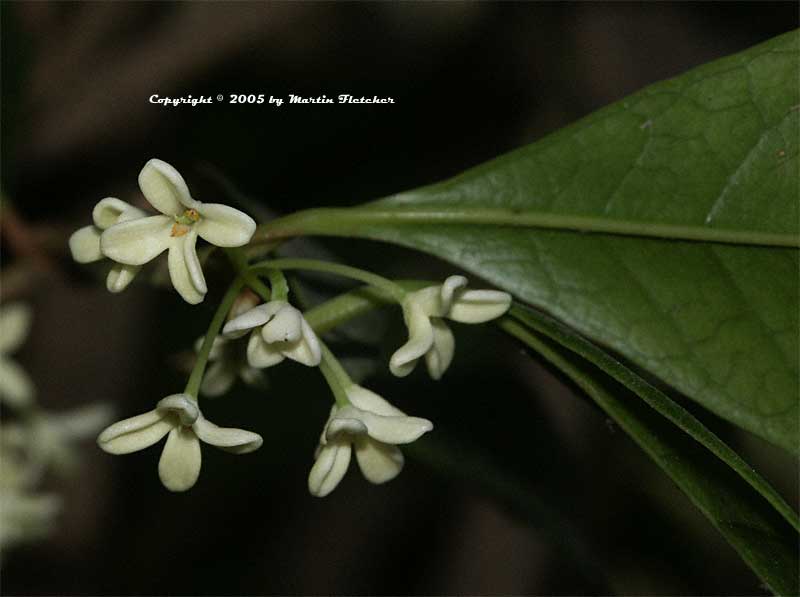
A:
[
  {"left": 70, "top": 159, "right": 256, "bottom": 304},
  {"left": 76, "top": 159, "right": 513, "bottom": 497}
]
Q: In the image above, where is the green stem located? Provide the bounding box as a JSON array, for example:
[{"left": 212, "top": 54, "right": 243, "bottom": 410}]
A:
[
  {"left": 225, "top": 247, "right": 272, "bottom": 300},
  {"left": 248, "top": 258, "right": 408, "bottom": 303},
  {"left": 266, "top": 269, "right": 289, "bottom": 301},
  {"left": 318, "top": 342, "right": 352, "bottom": 407},
  {"left": 184, "top": 277, "right": 246, "bottom": 398}
]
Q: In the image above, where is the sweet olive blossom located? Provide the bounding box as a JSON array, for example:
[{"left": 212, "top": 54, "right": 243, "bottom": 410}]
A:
[
  {"left": 308, "top": 384, "right": 433, "bottom": 497},
  {"left": 0, "top": 303, "right": 35, "bottom": 409},
  {"left": 390, "top": 275, "right": 512, "bottom": 379},
  {"left": 97, "top": 394, "right": 262, "bottom": 492},
  {"left": 222, "top": 300, "right": 322, "bottom": 368},
  {"left": 99, "top": 159, "right": 256, "bottom": 304}
]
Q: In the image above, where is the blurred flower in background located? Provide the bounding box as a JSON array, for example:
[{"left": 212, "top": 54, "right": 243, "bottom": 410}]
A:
[{"left": 0, "top": 302, "right": 111, "bottom": 553}]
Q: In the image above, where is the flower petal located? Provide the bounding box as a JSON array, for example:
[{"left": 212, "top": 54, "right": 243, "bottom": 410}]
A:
[
  {"left": 447, "top": 289, "right": 512, "bottom": 323},
  {"left": 158, "top": 427, "right": 201, "bottom": 492},
  {"left": 167, "top": 237, "right": 205, "bottom": 305},
  {"left": 100, "top": 215, "right": 173, "bottom": 265},
  {"left": 308, "top": 442, "right": 351, "bottom": 497},
  {"left": 68, "top": 226, "right": 103, "bottom": 263},
  {"left": 91, "top": 197, "right": 127, "bottom": 228},
  {"left": 389, "top": 298, "right": 434, "bottom": 377},
  {"left": 440, "top": 275, "right": 468, "bottom": 311},
  {"left": 425, "top": 319, "right": 455, "bottom": 380},
  {"left": 326, "top": 414, "right": 368, "bottom": 440},
  {"left": 97, "top": 410, "right": 173, "bottom": 455},
  {"left": 279, "top": 318, "right": 321, "bottom": 366},
  {"left": 347, "top": 407, "right": 433, "bottom": 445},
  {"left": 92, "top": 197, "right": 146, "bottom": 229},
  {"left": 345, "top": 385, "right": 405, "bottom": 417},
  {"left": 156, "top": 394, "right": 200, "bottom": 426},
  {"left": 354, "top": 437, "right": 404, "bottom": 484},
  {"left": 262, "top": 302, "right": 302, "bottom": 343},
  {"left": 192, "top": 416, "right": 262, "bottom": 453},
  {"left": 0, "top": 358, "right": 35, "bottom": 408},
  {"left": 182, "top": 229, "right": 207, "bottom": 294},
  {"left": 196, "top": 203, "right": 256, "bottom": 247},
  {"left": 223, "top": 304, "right": 275, "bottom": 337},
  {"left": 200, "top": 360, "right": 238, "bottom": 397},
  {"left": 408, "top": 286, "right": 442, "bottom": 316},
  {"left": 106, "top": 264, "right": 140, "bottom": 293},
  {"left": 246, "top": 332, "right": 285, "bottom": 368},
  {"left": 138, "top": 159, "right": 197, "bottom": 215},
  {"left": 0, "top": 303, "right": 32, "bottom": 354}
]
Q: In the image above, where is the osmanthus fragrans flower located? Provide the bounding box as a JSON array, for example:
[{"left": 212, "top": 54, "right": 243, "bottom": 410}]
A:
[
  {"left": 97, "top": 394, "right": 262, "bottom": 491},
  {"left": 0, "top": 303, "right": 35, "bottom": 409},
  {"left": 308, "top": 385, "right": 433, "bottom": 497},
  {"left": 69, "top": 198, "right": 146, "bottom": 293},
  {"left": 99, "top": 159, "right": 256, "bottom": 304},
  {"left": 390, "top": 275, "right": 512, "bottom": 379},
  {"left": 222, "top": 300, "right": 322, "bottom": 368}
]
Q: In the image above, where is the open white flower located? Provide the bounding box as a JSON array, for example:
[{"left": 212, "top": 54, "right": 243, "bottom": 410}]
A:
[
  {"left": 390, "top": 275, "right": 512, "bottom": 379},
  {"left": 97, "top": 394, "right": 262, "bottom": 492},
  {"left": 222, "top": 300, "right": 321, "bottom": 368},
  {"left": 100, "top": 159, "right": 256, "bottom": 304},
  {"left": 308, "top": 385, "right": 433, "bottom": 497},
  {"left": 196, "top": 336, "right": 266, "bottom": 397},
  {"left": 0, "top": 304, "right": 35, "bottom": 409},
  {"left": 69, "top": 198, "right": 146, "bottom": 293}
]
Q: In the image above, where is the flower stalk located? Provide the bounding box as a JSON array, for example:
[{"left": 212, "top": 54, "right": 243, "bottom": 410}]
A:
[
  {"left": 318, "top": 343, "right": 352, "bottom": 408},
  {"left": 248, "top": 258, "right": 407, "bottom": 303},
  {"left": 184, "top": 276, "right": 246, "bottom": 398}
]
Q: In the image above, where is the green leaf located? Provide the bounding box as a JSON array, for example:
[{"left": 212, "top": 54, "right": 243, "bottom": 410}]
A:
[
  {"left": 501, "top": 312, "right": 799, "bottom": 595},
  {"left": 259, "top": 30, "right": 799, "bottom": 452}
]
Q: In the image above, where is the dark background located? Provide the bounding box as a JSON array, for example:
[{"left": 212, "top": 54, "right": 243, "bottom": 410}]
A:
[{"left": 1, "top": 2, "right": 797, "bottom": 595}]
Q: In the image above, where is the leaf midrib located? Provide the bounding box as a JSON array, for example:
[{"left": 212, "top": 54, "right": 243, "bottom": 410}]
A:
[{"left": 257, "top": 206, "right": 800, "bottom": 248}]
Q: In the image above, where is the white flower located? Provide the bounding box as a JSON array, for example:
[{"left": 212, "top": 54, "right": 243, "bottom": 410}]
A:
[
  {"left": 222, "top": 300, "right": 322, "bottom": 368},
  {"left": 308, "top": 385, "right": 433, "bottom": 497},
  {"left": 99, "top": 159, "right": 256, "bottom": 304},
  {"left": 97, "top": 394, "right": 262, "bottom": 492},
  {"left": 196, "top": 336, "right": 266, "bottom": 397},
  {"left": 69, "top": 198, "right": 146, "bottom": 292},
  {"left": 390, "top": 275, "right": 512, "bottom": 379},
  {"left": 0, "top": 304, "right": 35, "bottom": 409}
]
